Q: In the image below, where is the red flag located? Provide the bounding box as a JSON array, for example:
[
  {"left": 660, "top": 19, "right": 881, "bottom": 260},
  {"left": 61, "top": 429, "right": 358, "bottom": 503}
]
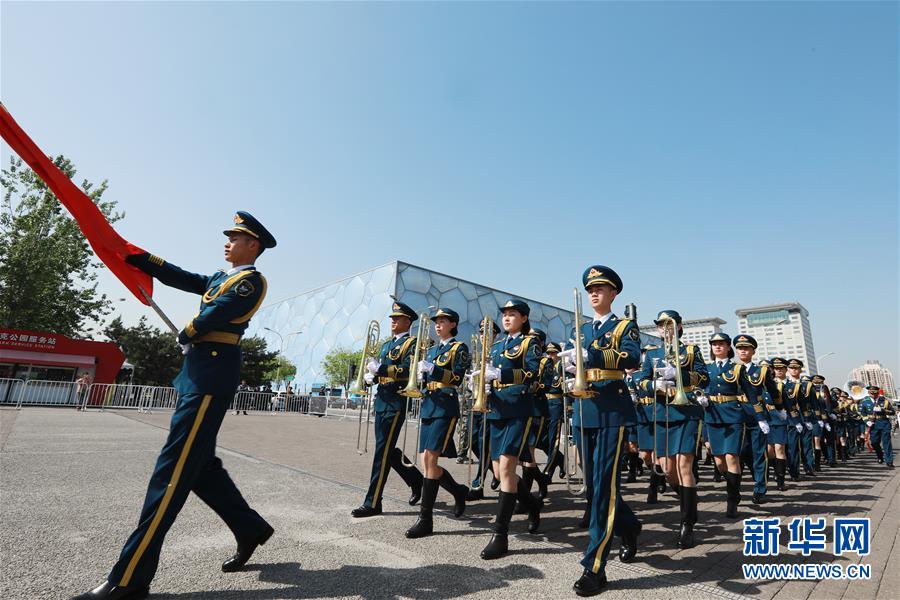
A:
[{"left": 0, "top": 103, "right": 153, "bottom": 305}]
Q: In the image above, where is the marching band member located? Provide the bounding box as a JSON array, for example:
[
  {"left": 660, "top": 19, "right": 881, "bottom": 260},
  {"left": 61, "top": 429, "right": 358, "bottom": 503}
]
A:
[
  {"left": 833, "top": 388, "right": 851, "bottom": 461},
  {"left": 787, "top": 360, "right": 817, "bottom": 476},
  {"left": 351, "top": 302, "right": 424, "bottom": 518},
  {"left": 634, "top": 310, "right": 707, "bottom": 549},
  {"left": 634, "top": 344, "right": 661, "bottom": 501},
  {"left": 809, "top": 374, "right": 827, "bottom": 471},
  {"left": 405, "top": 308, "right": 471, "bottom": 538},
  {"left": 860, "top": 385, "right": 895, "bottom": 468},
  {"left": 521, "top": 328, "right": 552, "bottom": 500},
  {"left": 466, "top": 320, "right": 501, "bottom": 501},
  {"left": 701, "top": 333, "right": 759, "bottom": 518},
  {"left": 561, "top": 266, "right": 642, "bottom": 597},
  {"left": 812, "top": 376, "right": 837, "bottom": 468},
  {"left": 733, "top": 335, "right": 777, "bottom": 504},
  {"left": 763, "top": 357, "right": 791, "bottom": 491},
  {"left": 773, "top": 358, "right": 805, "bottom": 481},
  {"left": 479, "top": 299, "right": 542, "bottom": 560},
  {"left": 541, "top": 342, "right": 567, "bottom": 483}
]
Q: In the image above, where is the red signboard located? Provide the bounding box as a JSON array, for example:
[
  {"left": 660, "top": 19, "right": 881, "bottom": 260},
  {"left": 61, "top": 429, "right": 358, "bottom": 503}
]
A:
[{"left": 0, "top": 328, "right": 125, "bottom": 384}]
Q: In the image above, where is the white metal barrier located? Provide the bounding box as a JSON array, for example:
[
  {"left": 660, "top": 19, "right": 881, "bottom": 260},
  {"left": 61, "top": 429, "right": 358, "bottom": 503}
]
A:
[
  {"left": 0, "top": 378, "right": 25, "bottom": 406},
  {"left": 15, "top": 380, "right": 78, "bottom": 408},
  {"left": 82, "top": 383, "right": 178, "bottom": 412}
]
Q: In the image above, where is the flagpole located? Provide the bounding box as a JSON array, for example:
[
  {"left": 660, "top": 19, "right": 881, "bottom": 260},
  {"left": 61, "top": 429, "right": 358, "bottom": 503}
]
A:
[{"left": 138, "top": 286, "right": 179, "bottom": 335}]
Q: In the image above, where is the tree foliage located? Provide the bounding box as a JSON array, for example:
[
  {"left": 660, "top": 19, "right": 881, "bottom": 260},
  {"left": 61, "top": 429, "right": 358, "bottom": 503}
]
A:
[
  {"left": 321, "top": 346, "right": 362, "bottom": 390},
  {"left": 104, "top": 316, "right": 182, "bottom": 386},
  {"left": 264, "top": 355, "right": 298, "bottom": 390},
  {"left": 239, "top": 336, "right": 280, "bottom": 387},
  {"left": 0, "top": 156, "right": 122, "bottom": 337}
]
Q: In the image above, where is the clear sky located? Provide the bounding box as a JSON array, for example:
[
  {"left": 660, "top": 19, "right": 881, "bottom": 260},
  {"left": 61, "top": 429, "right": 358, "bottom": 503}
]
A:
[{"left": 2, "top": 1, "right": 897, "bottom": 385}]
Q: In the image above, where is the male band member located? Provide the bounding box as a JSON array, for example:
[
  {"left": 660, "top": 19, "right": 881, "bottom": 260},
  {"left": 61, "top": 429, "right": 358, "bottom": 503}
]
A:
[
  {"left": 541, "top": 342, "right": 567, "bottom": 483},
  {"left": 406, "top": 308, "right": 471, "bottom": 538},
  {"left": 634, "top": 310, "right": 708, "bottom": 549},
  {"left": 734, "top": 335, "right": 776, "bottom": 504},
  {"left": 73, "top": 212, "right": 277, "bottom": 600},
  {"left": 787, "top": 360, "right": 816, "bottom": 475},
  {"left": 559, "top": 266, "right": 642, "bottom": 597},
  {"left": 701, "top": 333, "right": 760, "bottom": 518},
  {"left": 479, "top": 299, "right": 542, "bottom": 560},
  {"left": 860, "top": 385, "right": 895, "bottom": 467},
  {"left": 351, "top": 302, "right": 424, "bottom": 517}
]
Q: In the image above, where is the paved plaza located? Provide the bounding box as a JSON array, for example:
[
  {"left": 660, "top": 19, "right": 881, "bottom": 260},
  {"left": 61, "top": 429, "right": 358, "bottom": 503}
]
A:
[{"left": 1, "top": 407, "right": 897, "bottom": 600}]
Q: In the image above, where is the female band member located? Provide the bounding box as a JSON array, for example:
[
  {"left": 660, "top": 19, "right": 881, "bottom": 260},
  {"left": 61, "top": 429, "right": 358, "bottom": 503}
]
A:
[
  {"left": 701, "top": 333, "right": 759, "bottom": 519},
  {"left": 634, "top": 310, "right": 708, "bottom": 549},
  {"left": 479, "top": 299, "right": 542, "bottom": 560},
  {"left": 406, "top": 308, "right": 471, "bottom": 538}
]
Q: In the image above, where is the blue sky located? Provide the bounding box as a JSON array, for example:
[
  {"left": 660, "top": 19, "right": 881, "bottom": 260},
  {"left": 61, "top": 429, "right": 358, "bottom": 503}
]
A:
[{"left": 2, "top": 1, "right": 897, "bottom": 384}]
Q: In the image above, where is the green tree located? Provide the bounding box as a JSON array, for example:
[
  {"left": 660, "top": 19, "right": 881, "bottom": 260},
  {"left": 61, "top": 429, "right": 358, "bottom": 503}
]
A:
[
  {"left": 103, "top": 316, "right": 182, "bottom": 386},
  {"left": 264, "top": 355, "right": 297, "bottom": 390},
  {"left": 321, "top": 346, "right": 362, "bottom": 391},
  {"left": 0, "top": 156, "right": 122, "bottom": 337},
  {"left": 239, "top": 336, "right": 279, "bottom": 387}
]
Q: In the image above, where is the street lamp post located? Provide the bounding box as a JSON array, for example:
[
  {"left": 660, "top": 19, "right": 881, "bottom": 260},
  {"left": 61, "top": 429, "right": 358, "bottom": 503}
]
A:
[{"left": 262, "top": 327, "right": 302, "bottom": 390}]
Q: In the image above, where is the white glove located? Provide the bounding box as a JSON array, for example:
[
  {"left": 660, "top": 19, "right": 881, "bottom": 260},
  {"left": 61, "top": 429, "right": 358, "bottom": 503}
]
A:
[
  {"left": 366, "top": 357, "right": 380, "bottom": 374},
  {"left": 777, "top": 410, "right": 788, "bottom": 421},
  {"left": 817, "top": 420, "right": 824, "bottom": 428},
  {"left": 654, "top": 379, "right": 674, "bottom": 392},
  {"left": 825, "top": 423, "right": 831, "bottom": 432},
  {"left": 483, "top": 365, "right": 501, "bottom": 382},
  {"left": 696, "top": 394, "right": 709, "bottom": 408},
  {"left": 418, "top": 361, "right": 435, "bottom": 376},
  {"left": 558, "top": 347, "right": 587, "bottom": 362},
  {"left": 866, "top": 420, "right": 874, "bottom": 427},
  {"left": 830, "top": 413, "right": 837, "bottom": 420},
  {"left": 795, "top": 423, "right": 804, "bottom": 433},
  {"left": 874, "top": 405, "right": 883, "bottom": 413},
  {"left": 565, "top": 362, "right": 577, "bottom": 374},
  {"left": 180, "top": 343, "right": 192, "bottom": 355},
  {"left": 804, "top": 422, "right": 813, "bottom": 431},
  {"left": 363, "top": 372, "right": 375, "bottom": 385},
  {"left": 758, "top": 421, "right": 770, "bottom": 435},
  {"left": 565, "top": 378, "right": 575, "bottom": 393},
  {"left": 655, "top": 365, "right": 677, "bottom": 381},
  {"left": 484, "top": 384, "right": 491, "bottom": 396}
]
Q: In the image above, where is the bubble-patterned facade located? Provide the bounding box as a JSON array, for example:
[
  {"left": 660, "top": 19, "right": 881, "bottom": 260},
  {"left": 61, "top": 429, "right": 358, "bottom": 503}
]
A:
[{"left": 247, "top": 261, "right": 576, "bottom": 392}]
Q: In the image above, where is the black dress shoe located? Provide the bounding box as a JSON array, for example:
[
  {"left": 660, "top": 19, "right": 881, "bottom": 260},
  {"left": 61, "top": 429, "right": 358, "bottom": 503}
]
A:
[
  {"left": 887, "top": 463, "right": 895, "bottom": 469},
  {"left": 752, "top": 493, "right": 766, "bottom": 505},
  {"left": 573, "top": 570, "right": 608, "bottom": 597},
  {"left": 351, "top": 505, "right": 382, "bottom": 518},
  {"left": 619, "top": 522, "right": 641, "bottom": 562},
  {"left": 466, "top": 487, "right": 484, "bottom": 501},
  {"left": 405, "top": 517, "right": 433, "bottom": 539},
  {"left": 409, "top": 484, "right": 422, "bottom": 506},
  {"left": 677, "top": 522, "right": 695, "bottom": 549},
  {"left": 222, "top": 523, "right": 275, "bottom": 573},
  {"left": 480, "top": 533, "right": 508, "bottom": 560},
  {"left": 71, "top": 581, "right": 149, "bottom": 600}
]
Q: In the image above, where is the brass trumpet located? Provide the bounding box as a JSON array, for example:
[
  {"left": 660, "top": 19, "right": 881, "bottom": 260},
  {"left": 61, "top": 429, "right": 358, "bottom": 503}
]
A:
[{"left": 354, "top": 320, "right": 381, "bottom": 455}]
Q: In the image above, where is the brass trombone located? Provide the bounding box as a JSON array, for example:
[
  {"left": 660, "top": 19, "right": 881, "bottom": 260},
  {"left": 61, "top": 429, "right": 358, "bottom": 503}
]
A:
[
  {"left": 652, "top": 314, "right": 691, "bottom": 477},
  {"left": 353, "top": 320, "right": 381, "bottom": 455},
  {"left": 399, "top": 312, "right": 432, "bottom": 468},
  {"left": 467, "top": 317, "right": 495, "bottom": 490}
]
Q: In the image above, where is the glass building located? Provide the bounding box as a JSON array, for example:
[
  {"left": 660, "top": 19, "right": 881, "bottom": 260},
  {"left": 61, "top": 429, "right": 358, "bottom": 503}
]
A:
[{"left": 247, "top": 261, "right": 577, "bottom": 392}]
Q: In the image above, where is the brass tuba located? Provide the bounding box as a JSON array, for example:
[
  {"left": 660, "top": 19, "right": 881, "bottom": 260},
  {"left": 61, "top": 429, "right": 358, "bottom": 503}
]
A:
[
  {"left": 353, "top": 320, "right": 381, "bottom": 455},
  {"left": 845, "top": 380, "right": 868, "bottom": 401}
]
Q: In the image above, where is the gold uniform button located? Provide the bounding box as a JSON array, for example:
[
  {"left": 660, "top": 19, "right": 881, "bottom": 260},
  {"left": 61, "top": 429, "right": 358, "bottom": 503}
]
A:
[{"left": 211, "top": 351, "right": 218, "bottom": 357}]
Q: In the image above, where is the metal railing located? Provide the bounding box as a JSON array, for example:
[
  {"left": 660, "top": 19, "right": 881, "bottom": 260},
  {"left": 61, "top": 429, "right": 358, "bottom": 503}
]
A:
[
  {"left": 82, "top": 383, "right": 178, "bottom": 412},
  {"left": 14, "top": 380, "right": 79, "bottom": 408},
  {"left": 0, "top": 378, "right": 25, "bottom": 406}
]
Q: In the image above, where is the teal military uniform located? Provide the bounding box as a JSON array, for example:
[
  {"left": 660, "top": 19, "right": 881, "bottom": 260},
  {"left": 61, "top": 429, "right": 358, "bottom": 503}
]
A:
[
  {"left": 105, "top": 212, "right": 276, "bottom": 592},
  {"left": 860, "top": 386, "right": 895, "bottom": 467},
  {"left": 418, "top": 335, "right": 469, "bottom": 456},
  {"left": 541, "top": 343, "right": 566, "bottom": 480},
  {"left": 359, "top": 302, "right": 424, "bottom": 512},
  {"left": 737, "top": 336, "right": 780, "bottom": 499}
]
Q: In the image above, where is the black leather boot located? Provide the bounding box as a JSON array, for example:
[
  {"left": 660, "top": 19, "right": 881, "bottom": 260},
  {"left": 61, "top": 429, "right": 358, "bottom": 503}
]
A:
[
  {"left": 619, "top": 521, "right": 641, "bottom": 562},
  {"left": 774, "top": 458, "right": 787, "bottom": 491},
  {"left": 438, "top": 469, "right": 468, "bottom": 517},
  {"left": 70, "top": 582, "right": 149, "bottom": 600},
  {"left": 724, "top": 472, "right": 741, "bottom": 518},
  {"left": 646, "top": 474, "right": 659, "bottom": 504},
  {"left": 814, "top": 449, "right": 822, "bottom": 471},
  {"left": 626, "top": 453, "right": 638, "bottom": 483},
  {"left": 481, "top": 491, "right": 516, "bottom": 560},
  {"left": 573, "top": 570, "right": 608, "bottom": 597},
  {"left": 530, "top": 465, "right": 549, "bottom": 499},
  {"left": 222, "top": 522, "right": 275, "bottom": 572},
  {"left": 677, "top": 487, "right": 697, "bottom": 549},
  {"left": 406, "top": 478, "right": 438, "bottom": 538},
  {"left": 517, "top": 477, "right": 542, "bottom": 533},
  {"left": 713, "top": 466, "right": 722, "bottom": 483}
]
